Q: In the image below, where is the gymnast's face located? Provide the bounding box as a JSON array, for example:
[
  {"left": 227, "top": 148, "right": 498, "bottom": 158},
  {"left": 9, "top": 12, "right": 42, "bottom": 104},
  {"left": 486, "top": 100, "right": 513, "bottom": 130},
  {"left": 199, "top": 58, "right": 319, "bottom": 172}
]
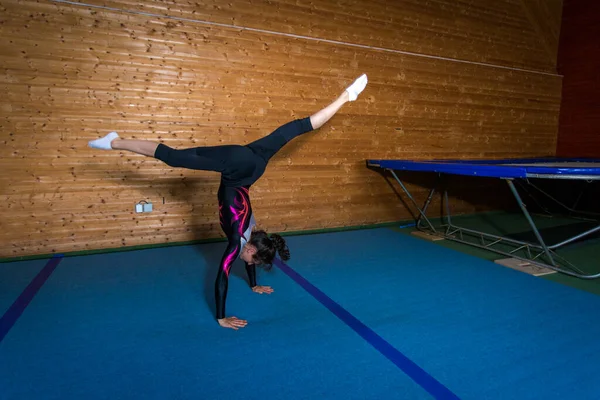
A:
[{"left": 241, "top": 244, "right": 258, "bottom": 265}]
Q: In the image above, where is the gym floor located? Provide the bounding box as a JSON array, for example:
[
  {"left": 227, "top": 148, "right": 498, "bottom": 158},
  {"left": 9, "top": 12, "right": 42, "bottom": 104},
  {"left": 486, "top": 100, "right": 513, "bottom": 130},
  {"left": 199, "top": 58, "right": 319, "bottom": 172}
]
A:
[{"left": 2, "top": 212, "right": 599, "bottom": 400}]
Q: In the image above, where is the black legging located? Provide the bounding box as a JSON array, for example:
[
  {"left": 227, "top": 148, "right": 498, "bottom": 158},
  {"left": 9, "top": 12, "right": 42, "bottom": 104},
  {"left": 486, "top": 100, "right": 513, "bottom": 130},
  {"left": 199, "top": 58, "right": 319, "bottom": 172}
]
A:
[{"left": 154, "top": 117, "right": 313, "bottom": 319}]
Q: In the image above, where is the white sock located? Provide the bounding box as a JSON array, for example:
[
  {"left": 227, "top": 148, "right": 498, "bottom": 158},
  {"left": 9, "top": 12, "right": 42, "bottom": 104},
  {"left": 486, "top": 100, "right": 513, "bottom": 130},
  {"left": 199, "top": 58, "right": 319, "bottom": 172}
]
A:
[
  {"left": 345, "top": 73, "right": 368, "bottom": 101},
  {"left": 88, "top": 131, "right": 119, "bottom": 150}
]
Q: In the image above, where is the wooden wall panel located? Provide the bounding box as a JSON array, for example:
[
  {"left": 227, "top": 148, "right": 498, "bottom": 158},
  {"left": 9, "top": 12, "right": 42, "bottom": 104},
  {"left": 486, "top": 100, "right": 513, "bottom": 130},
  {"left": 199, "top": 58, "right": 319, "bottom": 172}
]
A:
[
  {"left": 82, "top": 0, "right": 559, "bottom": 73},
  {"left": 556, "top": 0, "right": 600, "bottom": 157},
  {"left": 0, "top": 0, "right": 562, "bottom": 258},
  {"left": 518, "top": 0, "right": 563, "bottom": 66}
]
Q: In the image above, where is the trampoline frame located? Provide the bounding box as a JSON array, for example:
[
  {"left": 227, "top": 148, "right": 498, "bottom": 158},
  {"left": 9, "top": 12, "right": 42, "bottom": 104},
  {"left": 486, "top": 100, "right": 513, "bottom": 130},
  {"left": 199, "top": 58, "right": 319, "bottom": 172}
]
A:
[{"left": 367, "top": 158, "right": 600, "bottom": 279}]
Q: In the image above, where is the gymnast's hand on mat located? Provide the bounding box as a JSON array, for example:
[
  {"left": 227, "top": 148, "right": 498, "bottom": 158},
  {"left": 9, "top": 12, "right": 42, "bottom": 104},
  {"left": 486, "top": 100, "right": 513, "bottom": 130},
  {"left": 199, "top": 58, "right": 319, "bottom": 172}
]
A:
[
  {"left": 218, "top": 316, "right": 248, "bottom": 330},
  {"left": 251, "top": 285, "right": 274, "bottom": 294}
]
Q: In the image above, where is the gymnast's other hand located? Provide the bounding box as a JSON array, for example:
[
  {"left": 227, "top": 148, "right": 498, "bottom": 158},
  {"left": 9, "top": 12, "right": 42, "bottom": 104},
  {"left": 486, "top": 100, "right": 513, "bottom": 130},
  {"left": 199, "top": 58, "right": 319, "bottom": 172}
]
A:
[
  {"left": 218, "top": 316, "right": 248, "bottom": 330},
  {"left": 252, "top": 285, "right": 274, "bottom": 294}
]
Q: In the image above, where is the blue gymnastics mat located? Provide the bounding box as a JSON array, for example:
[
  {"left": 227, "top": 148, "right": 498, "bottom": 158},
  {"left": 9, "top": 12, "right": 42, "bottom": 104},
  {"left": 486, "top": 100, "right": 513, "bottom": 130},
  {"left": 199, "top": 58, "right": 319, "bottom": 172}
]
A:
[{"left": 2, "top": 228, "right": 600, "bottom": 399}]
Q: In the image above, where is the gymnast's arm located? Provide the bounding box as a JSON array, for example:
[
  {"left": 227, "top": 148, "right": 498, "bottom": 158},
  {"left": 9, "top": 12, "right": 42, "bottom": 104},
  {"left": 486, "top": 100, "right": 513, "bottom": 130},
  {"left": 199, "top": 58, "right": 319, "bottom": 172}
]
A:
[
  {"left": 246, "top": 260, "right": 274, "bottom": 294},
  {"left": 215, "top": 185, "right": 252, "bottom": 328},
  {"left": 214, "top": 237, "right": 247, "bottom": 330},
  {"left": 245, "top": 262, "right": 257, "bottom": 287}
]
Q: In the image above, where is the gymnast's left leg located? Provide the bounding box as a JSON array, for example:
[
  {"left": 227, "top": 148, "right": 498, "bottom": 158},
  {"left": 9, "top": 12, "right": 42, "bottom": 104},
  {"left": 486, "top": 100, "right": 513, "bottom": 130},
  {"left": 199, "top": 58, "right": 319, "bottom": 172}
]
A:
[
  {"left": 309, "top": 73, "right": 368, "bottom": 129},
  {"left": 246, "top": 74, "right": 368, "bottom": 161}
]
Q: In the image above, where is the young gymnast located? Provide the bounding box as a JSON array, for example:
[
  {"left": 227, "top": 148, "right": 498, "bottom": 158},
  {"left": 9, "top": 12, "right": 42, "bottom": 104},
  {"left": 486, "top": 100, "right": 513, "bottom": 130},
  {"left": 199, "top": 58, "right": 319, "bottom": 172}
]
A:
[{"left": 89, "top": 74, "right": 368, "bottom": 329}]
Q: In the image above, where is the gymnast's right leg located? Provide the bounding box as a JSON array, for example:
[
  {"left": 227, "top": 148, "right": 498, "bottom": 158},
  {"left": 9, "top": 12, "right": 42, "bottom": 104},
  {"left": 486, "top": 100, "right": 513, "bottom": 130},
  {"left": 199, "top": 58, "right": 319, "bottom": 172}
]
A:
[
  {"left": 88, "top": 134, "right": 225, "bottom": 172},
  {"left": 88, "top": 131, "right": 159, "bottom": 156}
]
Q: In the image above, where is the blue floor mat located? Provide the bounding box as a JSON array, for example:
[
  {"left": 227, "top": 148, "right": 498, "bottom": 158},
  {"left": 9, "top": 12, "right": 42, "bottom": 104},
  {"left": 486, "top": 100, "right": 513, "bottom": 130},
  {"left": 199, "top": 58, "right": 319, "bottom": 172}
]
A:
[
  {"left": 0, "top": 244, "right": 430, "bottom": 400},
  {"left": 0, "top": 259, "right": 47, "bottom": 316},
  {"left": 2, "top": 227, "right": 599, "bottom": 399},
  {"left": 282, "top": 228, "right": 600, "bottom": 400}
]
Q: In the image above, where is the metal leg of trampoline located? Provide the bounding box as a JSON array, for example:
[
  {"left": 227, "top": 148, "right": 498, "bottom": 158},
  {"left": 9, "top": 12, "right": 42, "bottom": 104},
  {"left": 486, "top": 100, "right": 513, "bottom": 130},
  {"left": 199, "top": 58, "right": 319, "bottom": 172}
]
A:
[
  {"left": 383, "top": 168, "right": 600, "bottom": 279},
  {"left": 417, "top": 186, "right": 437, "bottom": 231},
  {"left": 438, "top": 181, "right": 593, "bottom": 277},
  {"left": 549, "top": 225, "right": 600, "bottom": 250},
  {"left": 513, "top": 179, "right": 600, "bottom": 250},
  {"left": 389, "top": 170, "right": 438, "bottom": 233},
  {"left": 438, "top": 218, "right": 596, "bottom": 277},
  {"left": 505, "top": 179, "right": 556, "bottom": 266},
  {"left": 444, "top": 189, "right": 453, "bottom": 227}
]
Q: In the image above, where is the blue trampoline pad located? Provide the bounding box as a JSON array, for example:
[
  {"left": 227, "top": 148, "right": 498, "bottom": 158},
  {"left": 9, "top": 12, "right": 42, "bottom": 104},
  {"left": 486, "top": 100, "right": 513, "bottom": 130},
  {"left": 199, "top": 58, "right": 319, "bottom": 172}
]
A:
[
  {"left": 0, "top": 244, "right": 432, "bottom": 400},
  {"left": 368, "top": 158, "right": 600, "bottom": 179}
]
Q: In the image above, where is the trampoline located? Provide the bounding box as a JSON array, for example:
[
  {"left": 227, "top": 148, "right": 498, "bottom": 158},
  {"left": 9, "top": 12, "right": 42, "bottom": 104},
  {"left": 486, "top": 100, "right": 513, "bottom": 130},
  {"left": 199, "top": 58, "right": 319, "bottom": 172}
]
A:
[{"left": 367, "top": 158, "right": 600, "bottom": 279}]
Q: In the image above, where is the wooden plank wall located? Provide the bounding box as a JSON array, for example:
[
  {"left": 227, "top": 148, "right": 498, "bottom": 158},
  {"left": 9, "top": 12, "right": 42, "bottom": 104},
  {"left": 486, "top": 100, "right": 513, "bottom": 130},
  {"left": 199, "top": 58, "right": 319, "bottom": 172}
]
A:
[
  {"left": 556, "top": 0, "right": 600, "bottom": 157},
  {"left": 0, "top": 0, "right": 563, "bottom": 258}
]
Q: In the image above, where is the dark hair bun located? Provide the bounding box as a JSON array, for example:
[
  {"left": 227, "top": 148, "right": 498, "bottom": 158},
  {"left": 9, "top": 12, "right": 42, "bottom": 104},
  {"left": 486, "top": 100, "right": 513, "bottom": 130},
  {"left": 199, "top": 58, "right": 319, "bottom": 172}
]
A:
[{"left": 270, "top": 234, "right": 290, "bottom": 261}]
